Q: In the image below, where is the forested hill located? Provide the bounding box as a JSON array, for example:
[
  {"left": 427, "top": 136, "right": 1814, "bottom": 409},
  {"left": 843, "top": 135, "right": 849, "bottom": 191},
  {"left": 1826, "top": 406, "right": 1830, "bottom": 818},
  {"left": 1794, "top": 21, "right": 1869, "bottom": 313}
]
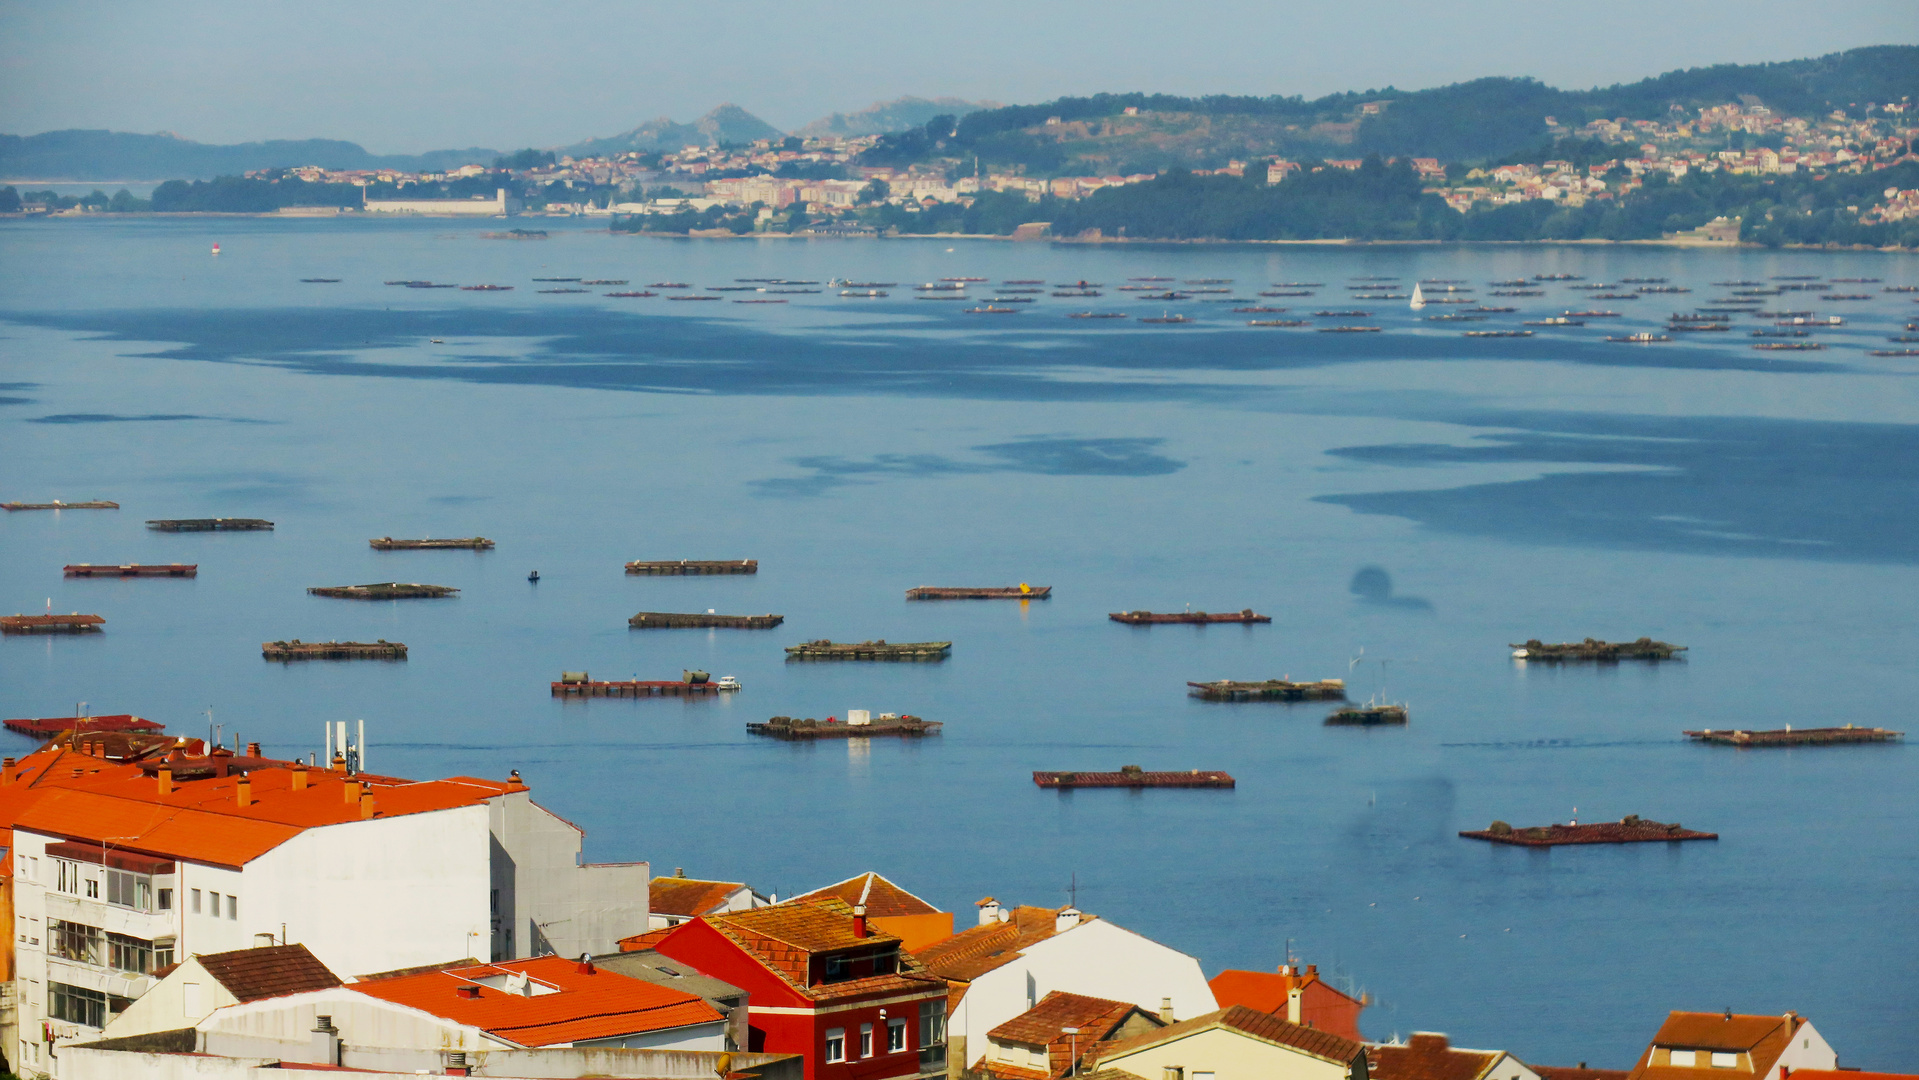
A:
[
  {"left": 862, "top": 46, "right": 1919, "bottom": 171},
  {"left": 0, "top": 130, "right": 500, "bottom": 182}
]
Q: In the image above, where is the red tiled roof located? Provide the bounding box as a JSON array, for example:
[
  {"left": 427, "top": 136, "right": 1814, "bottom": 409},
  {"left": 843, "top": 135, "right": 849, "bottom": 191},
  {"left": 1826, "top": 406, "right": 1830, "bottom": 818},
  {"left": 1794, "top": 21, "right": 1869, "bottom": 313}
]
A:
[
  {"left": 197, "top": 944, "right": 343, "bottom": 1002},
  {"left": 1788, "top": 1072, "right": 1917, "bottom": 1080},
  {"left": 916, "top": 906, "right": 1081, "bottom": 982},
  {"left": 651, "top": 878, "right": 745, "bottom": 919},
  {"left": 989, "top": 992, "right": 1158, "bottom": 1077},
  {"left": 1370, "top": 1033, "right": 1503, "bottom": 1080},
  {"left": 1627, "top": 1014, "right": 1805, "bottom": 1080},
  {"left": 790, "top": 872, "right": 943, "bottom": 918},
  {"left": 698, "top": 898, "right": 944, "bottom": 1003},
  {"left": 618, "top": 926, "right": 678, "bottom": 952},
  {"left": 1098, "top": 1006, "right": 1362, "bottom": 1069},
  {"left": 1537, "top": 1068, "right": 1629, "bottom": 1080},
  {"left": 347, "top": 955, "right": 722, "bottom": 1047}
]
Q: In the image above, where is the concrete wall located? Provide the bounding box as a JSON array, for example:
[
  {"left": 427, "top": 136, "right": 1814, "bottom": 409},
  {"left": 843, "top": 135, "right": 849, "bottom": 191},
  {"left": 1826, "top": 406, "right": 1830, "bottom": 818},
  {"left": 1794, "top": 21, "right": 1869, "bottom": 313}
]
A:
[
  {"left": 364, "top": 189, "right": 518, "bottom": 215},
  {"left": 488, "top": 790, "right": 649, "bottom": 960},
  {"left": 100, "top": 956, "right": 240, "bottom": 1040},
  {"left": 950, "top": 919, "right": 1216, "bottom": 1068},
  {"left": 1097, "top": 1026, "right": 1354, "bottom": 1080},
  {"left": 62, "top": 1043, "right": 803, "bottom": 1080},
  {"left": 201, "top": 986, "right": 507, "bottom": 1056}
]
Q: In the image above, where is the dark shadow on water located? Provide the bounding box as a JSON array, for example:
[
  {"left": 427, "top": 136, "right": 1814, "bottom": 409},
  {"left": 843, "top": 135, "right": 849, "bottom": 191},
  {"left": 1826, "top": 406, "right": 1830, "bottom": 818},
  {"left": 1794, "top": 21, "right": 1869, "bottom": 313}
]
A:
[
  {"left": 29, "top": 413, "right": 272, "bottom": 425},
  {"left": 750, "top": 436, "right": 1184, "bottom": 497},
  {"left": 1350, "top": 565, "right": 1434, "bottom": 611},
  {"left": 1319, "top": 411, "right": 1919, "bottom": 564}
]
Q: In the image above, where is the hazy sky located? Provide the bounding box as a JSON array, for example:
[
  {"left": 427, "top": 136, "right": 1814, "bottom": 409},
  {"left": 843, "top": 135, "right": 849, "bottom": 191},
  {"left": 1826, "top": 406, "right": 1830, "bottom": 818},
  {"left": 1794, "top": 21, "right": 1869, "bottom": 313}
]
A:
[{"left": 2, "top": 0, "right": 1912, "bottom": 153}]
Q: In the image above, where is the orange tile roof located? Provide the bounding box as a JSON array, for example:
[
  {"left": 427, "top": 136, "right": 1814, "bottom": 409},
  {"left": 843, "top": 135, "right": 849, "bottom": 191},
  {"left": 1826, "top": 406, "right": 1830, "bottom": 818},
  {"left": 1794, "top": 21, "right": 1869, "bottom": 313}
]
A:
[
  {"left": 790, "top": 872, "right": 944, "bottom": 918},
  {"left": 1098, "top": 1006, "right": 1362, "bottom": 1069},
  {"left": 0, "top": 743, "right": 524, "bottom": 868},
  {"left": 699, "top": 898, "right": 944, "bottom": 1004},
  {"left": 1369, "top": 1033, "right": 1503, "bottom": 1080},
  {"left": 1627, "top": 1014, "right": 1806, "bottom": 1080},
  {"left": 1788, "top": 1072, "right": 1916, "bottom": 1080},
  {"left": 1210, "top": 968, "right": 1359, "bottom": 1013},
  {"left": 1537, "top": 1068, "right": 1629, "bottom": 1080},
  {"left": 618, "top": 926, "right": 679, "bottom": 952},
  {"left": 989, "top": 991, "right": 1158, "bottom": 1077},
  {"left": 916, "top": 906, "right": 1080, "bottom": 982},
  {"left": 650, "top": 878, "right": 746, "bottom": 919},
  {"left": 348, "top": 955, "right": 722, "bottom": 1047}
]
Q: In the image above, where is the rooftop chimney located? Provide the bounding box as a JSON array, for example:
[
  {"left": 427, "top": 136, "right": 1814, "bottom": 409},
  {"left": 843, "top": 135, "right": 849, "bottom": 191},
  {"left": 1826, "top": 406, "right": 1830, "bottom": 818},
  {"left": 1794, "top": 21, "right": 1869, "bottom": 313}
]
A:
[
  {"left": 577, "top": 953, "right": 596, "bottom": 975},
  {"left": 236, "top": 776, "right": 253, "bottom": 807},
  {"left": 1288, "top": 986, "right": 1304, "bottom": 1025},
  {"left": 0, "top": 757, "right": 11, "bottom": 786},
  {"left": 360, "top": 789, "right": 376, "bottom": 820},
  {"left": 853, "top": 904, "right": 869, "bottom": 938},
  {"left": 675, "top": 867, "right": 685, "bottom": 877},
  {"left": 312, "top": 1015, "right": 341, "bottom": 1066},
  {"left": 1160, "top": 997, "right": 1174, "bottom": 1023},
  {"left": 1055, "top": 907, "right": 1082, "bottom": 933},
  {"left": 158, "top": 766, "right": 173, "bottom": 796},
  {"left": 290, "top": 762, "right": 309, "bottom": 790},
  {"left": 977, "top": 898, "right": 1003, "bottom": 926},
  {"left": 246, "top": 741, "right": 261, "bottom": 757},
  {"left": 331, "top": 752, "right": 347, "bottom": 772},
  {"left": 508, "top": 769, "right": 522, "bottom": 786},
  {"left": 458, "top": 985, "right": 481, "bottom": 999},
  {"left": 345, "top": 779, "right": 362, "bottom": 804}
]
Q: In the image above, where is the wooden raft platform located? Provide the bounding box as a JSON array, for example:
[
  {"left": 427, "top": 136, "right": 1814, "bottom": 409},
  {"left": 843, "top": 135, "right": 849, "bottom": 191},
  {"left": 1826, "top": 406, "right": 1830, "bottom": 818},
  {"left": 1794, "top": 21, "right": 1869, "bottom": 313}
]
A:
[
  {"left": 4, "top": 714, "right": 161, "bottom": 737},
  {"left": 1511, "top": 637, "right": 1686, "bottom": 661},
  {"left": 906, "top": 586, "right": 1051, "bottom": 600},
  {"left": 371, "top": 537, "right": 494, "bottom": 550},
  {"left": 4, "top": 500, "right": 119, "bottom": 510},
  {"left": 308, "top": 582, "right": 459, "bottom": 599},
  {"left": 1461, "top": 816, "right": 1716, "bottom": 846},
  {"left": 65, "top": 563, "right": 197, "bottom": 577},
  {"left": 263, "top": 640, "right": 407, "bottom": 660},
  {"left": 1685, "top": 725, "right": 1902, "bottom": 747},
  {"left": 748, "top": 715, "right": 943, "bottom": 739},
  {"left": 1326, "top": 704, "right": 1409, "bottom": 726},
  {"left": 786, "top": 639, "right": 951, "bottom": 661},
  {"left": 553, "top": 679, "right": 725, "bottom": 697},
  {"left": 625, "top": 559, "right": 758, "bottom": 575},
  {"left": 1189, "top": 678, "right": 1345, "bottom": 701},
  {"left": 2, "top": 613, "right": 105, "bottom": 634},
  {"left": 1035, "top": 767, "right": 1235, "bottom": 789},
  {"left": 1112, "top": 609, "right": 1270, "bottom": 625},
  {"left": 629, "top": 612, "right": 784, "bottom": 629},
  {"left": 147, "top": 518, "right": 274, "bottom": 531}
]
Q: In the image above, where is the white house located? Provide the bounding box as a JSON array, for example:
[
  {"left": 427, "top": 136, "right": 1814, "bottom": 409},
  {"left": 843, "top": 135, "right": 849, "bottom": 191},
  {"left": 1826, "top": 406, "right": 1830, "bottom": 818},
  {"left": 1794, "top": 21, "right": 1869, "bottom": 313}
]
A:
[
  {"left": 916, "top": 900, "right": 1216, "bottom": 1071},
  {"left": 5, "top": 739, "right": 647, "bottom": 1075},
  {"left": 98, "top": 942, "right": 342, "bottom": 1040},
  {"left": 1094, "top": 1005, "right": 1370, "bottom": 1080}
]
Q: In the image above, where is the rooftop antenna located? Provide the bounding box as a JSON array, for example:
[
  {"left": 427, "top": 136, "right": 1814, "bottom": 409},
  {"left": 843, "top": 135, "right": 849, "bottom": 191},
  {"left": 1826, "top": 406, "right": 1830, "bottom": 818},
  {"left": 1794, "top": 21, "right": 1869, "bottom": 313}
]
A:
[{"left": 1067, "top": 871, "right": 1078, "bottom": 909}]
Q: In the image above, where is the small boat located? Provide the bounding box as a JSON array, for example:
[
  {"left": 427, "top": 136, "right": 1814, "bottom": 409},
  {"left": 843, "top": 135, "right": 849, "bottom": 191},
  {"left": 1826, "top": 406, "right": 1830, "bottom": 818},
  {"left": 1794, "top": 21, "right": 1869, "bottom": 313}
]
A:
[
  {"left": 211, "top": 243, "right": 220, "bottom": 256},
  {"left": 528, "top": 570, "right": 540, "bottom": 582},
  {"left": 1409, "top": 282, "right": 1426, "bottom": 310},
  {"left": 715, "top": 675, "right": 742, "bottom": 691},
  {"left": 430, "top": 338, "right": 445, "bottom": 344}
]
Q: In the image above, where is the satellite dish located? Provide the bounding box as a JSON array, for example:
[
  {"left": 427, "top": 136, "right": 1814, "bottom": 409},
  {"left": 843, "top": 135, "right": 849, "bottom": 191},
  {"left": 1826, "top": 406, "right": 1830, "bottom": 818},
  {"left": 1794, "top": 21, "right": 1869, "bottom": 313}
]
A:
[{"left": 715, "top": 1051, "right": 735, "bottom": 1077}]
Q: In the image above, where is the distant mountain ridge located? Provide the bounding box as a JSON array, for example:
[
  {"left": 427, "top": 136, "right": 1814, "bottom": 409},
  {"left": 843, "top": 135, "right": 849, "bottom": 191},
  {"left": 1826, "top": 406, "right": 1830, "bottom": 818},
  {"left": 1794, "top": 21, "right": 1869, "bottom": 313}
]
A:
[
  {"left": 563, "top": 104, "right": 783, "bottom": 157},
  {"left": 793, "top": 96, "right": 997, "bottom": 138},
  {"left": 0, "top": 130, "right": 499, "bottom": 182}
]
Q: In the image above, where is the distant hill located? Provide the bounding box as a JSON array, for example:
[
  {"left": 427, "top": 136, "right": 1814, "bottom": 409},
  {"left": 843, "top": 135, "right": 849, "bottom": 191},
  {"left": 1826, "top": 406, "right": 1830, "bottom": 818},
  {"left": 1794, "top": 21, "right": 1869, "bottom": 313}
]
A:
[
  {"left": 794, "top": 96, "right": 996, "bottom": 138},
  {"left": 564, "top": 104, "right": 784, "bottom": 157},
  {"left": 0, "top": 130, "right": 499, "bottom": 182},
  {"left": 862, "top": 45, "right": 1919, "bottom": 172}
]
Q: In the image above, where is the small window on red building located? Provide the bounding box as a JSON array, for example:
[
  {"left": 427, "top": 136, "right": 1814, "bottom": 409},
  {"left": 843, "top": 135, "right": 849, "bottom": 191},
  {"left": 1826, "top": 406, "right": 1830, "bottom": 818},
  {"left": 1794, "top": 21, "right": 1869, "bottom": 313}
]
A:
[
  {"left": 860, "top": 1024, "right": 873, "bottom": 1058},
  {"left": 888, "top": 1018, "right": 907, "bottom": 1053},
  {"left": 825, "top": 1028, "right": 845, "bottom": 1063}
]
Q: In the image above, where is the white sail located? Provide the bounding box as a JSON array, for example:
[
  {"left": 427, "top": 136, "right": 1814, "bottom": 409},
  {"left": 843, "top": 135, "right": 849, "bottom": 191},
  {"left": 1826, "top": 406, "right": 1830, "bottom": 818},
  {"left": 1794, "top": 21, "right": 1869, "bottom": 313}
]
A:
[{"left": 1410, "top": 282, "right": 1426, "bottom": 309}]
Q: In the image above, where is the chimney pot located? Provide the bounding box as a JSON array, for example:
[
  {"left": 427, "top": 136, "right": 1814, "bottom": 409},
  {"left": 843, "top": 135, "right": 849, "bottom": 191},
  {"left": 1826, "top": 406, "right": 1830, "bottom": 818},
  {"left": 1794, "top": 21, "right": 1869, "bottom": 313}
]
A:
[
  {"left": 675, "top": 867, "right": 685, "bottom": 877},
  {"left": 853, "top": 904, "right": 869, "bottom": 937},
  {"left": 158, "top": 766, "right": 174, "bottom": 796},
  {"left": 458, "top": 985, "right": 481, "bottom": 999},
  {"left": 344, "top": 779, "right": 361, "bottom": 804},
  {"left": 246, "top": 741, "right": 261, "bottom": 757},
  {"left": 360, "top": 790, "right": 376, "bottom": 819},
  {"left": 577, "top": 953, "right": 596, "bottom": 975},
  {"left": 1306, "top": 964, "right": 1317, "bottom": 976},
  {"left": 509, "top": 769, "right": 522, "bottom": 785},
  {"left": 1160, "top": 997, "right": 1174, "bottom": 1023},
  {"left": 291, "top": 762, "right": 309, "bottom": 790},
  {"left": 236, "top": 777, "right": 253, "bottom": 807}
]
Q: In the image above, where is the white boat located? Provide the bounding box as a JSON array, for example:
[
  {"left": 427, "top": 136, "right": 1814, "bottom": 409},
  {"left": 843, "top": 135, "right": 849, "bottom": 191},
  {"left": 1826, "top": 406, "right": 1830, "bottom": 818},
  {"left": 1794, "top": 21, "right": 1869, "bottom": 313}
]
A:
[
  {"left": 714, "top": 675, "right": 742, "bottom": 691},
  {"left": 1409, "top": 282, "right": 1426, "bottom": 310},
  {"left": 211, "top": 243, "right": 221, "bottom": 256}
]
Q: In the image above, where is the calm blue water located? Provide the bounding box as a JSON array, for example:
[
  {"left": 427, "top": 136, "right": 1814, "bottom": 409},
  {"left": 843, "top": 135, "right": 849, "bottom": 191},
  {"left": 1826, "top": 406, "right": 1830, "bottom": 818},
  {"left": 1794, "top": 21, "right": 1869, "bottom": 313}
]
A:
[{"left": 3, "top": 217, "right": 1915, "bottom": 1068}]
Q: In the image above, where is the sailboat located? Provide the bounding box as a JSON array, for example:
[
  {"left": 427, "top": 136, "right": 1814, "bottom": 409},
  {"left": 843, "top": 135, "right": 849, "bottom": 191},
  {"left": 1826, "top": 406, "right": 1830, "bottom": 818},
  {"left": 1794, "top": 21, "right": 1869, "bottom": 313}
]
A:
[
  {"left": 1409, "top": 282, "right": 1425, "bottom": 310},
  {"left": 211, "top": 242, "right": 221, "bottom": 256}
]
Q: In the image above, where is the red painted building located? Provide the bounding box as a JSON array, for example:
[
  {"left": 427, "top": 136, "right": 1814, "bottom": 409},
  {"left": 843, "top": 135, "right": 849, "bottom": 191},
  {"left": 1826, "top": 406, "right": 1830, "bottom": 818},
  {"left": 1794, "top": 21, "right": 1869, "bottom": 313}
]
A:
[
  {"left": 648, "top": 896, "right": 949, "bottom": 1080},
  {"left": 1208, "top": 963, "right": 1368, "bottom": 1041}
]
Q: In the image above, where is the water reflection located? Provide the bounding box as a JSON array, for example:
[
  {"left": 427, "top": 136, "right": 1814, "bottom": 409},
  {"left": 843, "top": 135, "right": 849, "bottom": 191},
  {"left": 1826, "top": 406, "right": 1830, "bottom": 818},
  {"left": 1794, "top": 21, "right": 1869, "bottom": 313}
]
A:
[{"left": 1349, "top": 566, "right": 1433, "bottom": 611}]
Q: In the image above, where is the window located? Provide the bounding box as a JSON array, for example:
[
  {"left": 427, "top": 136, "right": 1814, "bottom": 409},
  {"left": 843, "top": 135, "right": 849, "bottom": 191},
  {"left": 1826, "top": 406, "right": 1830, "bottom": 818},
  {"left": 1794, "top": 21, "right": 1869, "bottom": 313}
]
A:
[
  {"left": 823, "top": 956, "right": 848, "bottom": 982},
  {"left": 227, "top": 894, "right": 238, "bottom": 920},
  {"left": 1671, "top": 1051, "right": 1697, "bottom": 1068},
  {"left": 158, "top": 888, "right": 173, "bottom": 911},
  {"left": 108, "top": 869, "right": 153, "bottom": 911},
  {"left": 50, "top": 982, "right": 107, "bottom": 1028},
  {"left": 860, "top": 1024, "right": 873, "bottom": 1059},
  {"left": 56, "top": 859, "right": 80, "bottom": 895},
  {"left": 49, "top": 920, "right": 103, "bottom": 965},
  {"left": 154, "top": 938, "right": 176, "bottom": 970},
  {"left": 825, "top": 1028, "right": 846, "bottom": 1064},
  {"left": 919, "top": 999, "right": 947, "bottom": 1067},
  {"left": 1711, "top": 1054, "right": 1738, "bottom": 1069},
  {"left": 86, "top": 877, "right": 100, "bottom": 899},
  {"left": 209, "top": 893, "right": 221, "bottom": 919},
  {"left": 191, "top": 888, "right": 202, "bottom": 914},
  {"left": 108, "top": 933, "right": 165, "bottom": 974},
  {"left": 27, "top": 855, "right": 39, "bottom": 881},
  {"left": 888, "top": 1017, "right": 907, "bottom": 1053}
]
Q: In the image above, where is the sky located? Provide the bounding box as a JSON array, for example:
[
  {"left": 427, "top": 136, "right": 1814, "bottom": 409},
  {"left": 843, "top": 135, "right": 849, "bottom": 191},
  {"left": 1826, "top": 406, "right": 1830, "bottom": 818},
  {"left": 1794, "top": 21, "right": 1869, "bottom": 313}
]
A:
[{"left": 1, "top": 0, "right": 1913, "bottom": 153}]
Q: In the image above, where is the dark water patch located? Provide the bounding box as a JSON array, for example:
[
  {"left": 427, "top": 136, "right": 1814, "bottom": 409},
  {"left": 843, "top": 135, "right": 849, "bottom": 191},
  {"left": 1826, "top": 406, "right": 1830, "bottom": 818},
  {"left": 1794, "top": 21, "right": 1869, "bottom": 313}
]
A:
[
  {"left": 1350, "top": 565, "right": 1434, "bottom": 611},
  {"left": 29, "top": 412, "right": 270, "bottom": 425},
  {"left": 0, "top": 397, "right": 30, "bottom": 406},
  {"left": 751, "top": 436, "right": 1184, "bottom": 497},
  {"left": 2, "top": 306, "right": 1829, "bottom": 405},
  {"left": 1319, "top": 412, "right": 1919, "bottom": 564}
]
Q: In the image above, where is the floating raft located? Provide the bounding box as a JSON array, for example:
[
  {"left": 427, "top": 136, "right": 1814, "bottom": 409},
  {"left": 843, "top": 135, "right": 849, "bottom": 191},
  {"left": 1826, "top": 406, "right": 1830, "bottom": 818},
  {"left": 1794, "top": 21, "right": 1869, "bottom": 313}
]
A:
[
  {"left": 370, "top": 537, "right": 494, "bottom": 550},
  {"left": 307, "top": 582, "right": 459, "bottom": 600},
  {"left": 1461, "top": 816, "right": 1716, "bottom": 847},
  {"left": 65, "top": 563, "right": 197, "bottom": 577},
  {"left": 625, "top": 559, "right": 758, "bottom": 575},
  {"left": 1035, "top": 767, "right": 1235, "bottom": 789},
  {"left": 1326, "top": 704, "right": 1408, "bottom": 726},
  {"left": 147, "top": 518, "right": 274, "bottom": 531},
  {"left": 4, "top": 500, "right": 119, "bottom": 511},
  {"left": 553, "top": 677, "right": 725, "bottom": 697},
  {"left": 263, "top": 639, "right": 407, "bottom": 661},
  {"left": 1685, "top": 725, "right": 1902, "bottom": 747},
  {"left": 748, "top": 715, "right": 943, "bottom": 739},
  {"left": 1511, "top": 637, "right": 1686, "bottom": 661},
  {"left": 1189, "top": 678, "right": 1346, "bottom": 702},
  {"left": 1111, "top": 609, "right": 1270, "bottom": 625},
  {"left": 629, "top": 612, "right": 784, "bottom": 629},
  {"left": 786, "top": 639, "right": 952, "bottom": 661},
  {"left": 4, "top": 714, "right": 161, "bottom": 737},
  {"left": 906, "top": 586, "right": 1050, "bottom": 600},
  {"left": 2, "top": 613, "right": 105, "bottom": 634}
]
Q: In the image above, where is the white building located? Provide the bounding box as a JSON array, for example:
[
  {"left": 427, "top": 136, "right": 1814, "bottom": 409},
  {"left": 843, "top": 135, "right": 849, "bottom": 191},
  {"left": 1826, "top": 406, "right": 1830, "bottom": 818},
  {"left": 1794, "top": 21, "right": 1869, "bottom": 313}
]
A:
[
  {"left": 916, "top": 900, "right": 1216, "bottom": 1071},
  {"left": 6, "top": 739, "right": 647, "bottom": 1075},
  {"left": 364, "top": 187, "right": 520, "bottom": 215}
]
